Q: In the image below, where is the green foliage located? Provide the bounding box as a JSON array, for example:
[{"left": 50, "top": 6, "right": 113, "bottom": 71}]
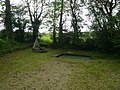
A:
[
  {"left": 111, "top": 31, "right": 120, "bottom": 49},
  {"left": 51, "top": 1, "right": 61, "bottom": 11},
  {"left": 0, "top": 39, "right": 30, "bottom": 55},
  {"left": 87, "top": 0, "right": 120, "bottom": 51},
  {"left": 0, "top": 30, "right": 7, "bottom": 39},
  {"left": 40, "top": 33, "right": 53, "bottom": 45}
]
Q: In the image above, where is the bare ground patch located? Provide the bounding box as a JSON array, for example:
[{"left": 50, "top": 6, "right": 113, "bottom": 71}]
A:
[{"left": 1, "top": 60, "right": 72, "bottom": 90}]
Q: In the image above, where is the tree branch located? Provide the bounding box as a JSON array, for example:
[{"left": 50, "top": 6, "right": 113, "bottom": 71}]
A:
[
  {"left": 37, "top": 0, "right": 44, "bottom": 19},
  {"left": 26, "top": 0, "right": 33, "bottom": 23}
]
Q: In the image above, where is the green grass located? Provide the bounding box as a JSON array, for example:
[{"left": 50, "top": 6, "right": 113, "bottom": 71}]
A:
[
  {"left": 0, "top": 48, "right": 120, "bottom": 90},
  {"left": 57, "top": 50, "right": 120, "bottom": 89},
  {"left": 64, "top": 59, "right": 120, "bottom": 89}
]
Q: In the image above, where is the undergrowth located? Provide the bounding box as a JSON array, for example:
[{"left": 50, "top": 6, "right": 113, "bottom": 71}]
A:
[{"left": 0, "top": 39, "right": 31, "bottom": 55}]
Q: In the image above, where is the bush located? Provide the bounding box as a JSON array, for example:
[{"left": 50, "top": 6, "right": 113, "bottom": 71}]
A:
[
  {"left": 0, "top": 39, "right": 30, "bottom": 55},
  {"left": 40, "top": 33, "right": 53, "bottom": 45}
]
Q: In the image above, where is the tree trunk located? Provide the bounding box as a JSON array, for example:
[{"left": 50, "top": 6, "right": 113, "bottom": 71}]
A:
[
  {"left": 53, "top": 26, "right": 56, "bottom": 45},
  {"left": 32, "top": 19, "right": 41, "bottom": 42},
  {"left": 70, "top": 0, "right": 79, "bottom": 45},
  {"left": 18, "top": 19, "right": 25, "bottom": 42},
  {"left": 53, "top": 0, "right": 57, "bottom": 47},
  {"left": 32, "top": 23, "right": 39, "bottom": 42},
  {"left": 59, "top": 0, "right": 64, "bottom": 44},
  {"left": 5, "top": 0, "right": 13, "bottom": 40}
]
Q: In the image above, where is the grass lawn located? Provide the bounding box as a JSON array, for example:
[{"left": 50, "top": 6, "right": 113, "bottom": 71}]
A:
[{"left": 0, "top": 48, "right": 120, "bottom": 90}]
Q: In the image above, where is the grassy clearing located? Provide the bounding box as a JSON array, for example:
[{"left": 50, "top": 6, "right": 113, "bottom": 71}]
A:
[
  {"left": 61, "top": 59, "right": 120, "bottom": 90},
  {"left": 0, "top": 49, "right": 120, "bottom": 90}
]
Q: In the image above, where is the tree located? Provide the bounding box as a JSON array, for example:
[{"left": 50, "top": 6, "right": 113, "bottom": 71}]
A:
[
  {"left": 53, "top": 0, "right": 57, "bottom": 46},
  {"left": 86, "top": 0, "right": 119, "bottom": 50},
  {"left": 25, "top": 0, "right": 48, "bottom": 42},
  {"left": 69, "top": 0, "right": 80, "bottom": 45},
  {"left": 59, "top": 0, "right": 64, "bottom": 44},
  {"left": 12, "top": 5, "right": 28, "bottom": 42},
  {"left": 44, "top": 0, "right": 62, "bottom": 47},
  {"left": 4, "top": 0, "right": 13, "bottom": 40}
]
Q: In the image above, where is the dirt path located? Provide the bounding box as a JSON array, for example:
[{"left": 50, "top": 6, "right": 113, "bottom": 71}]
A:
[{"left": 2, "top": 60, "right": 72, "bottom": 90}]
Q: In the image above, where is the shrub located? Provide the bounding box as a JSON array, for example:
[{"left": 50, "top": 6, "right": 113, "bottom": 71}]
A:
[{"left": 0, "top": 39, "right": 30, "bottom": 55}]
